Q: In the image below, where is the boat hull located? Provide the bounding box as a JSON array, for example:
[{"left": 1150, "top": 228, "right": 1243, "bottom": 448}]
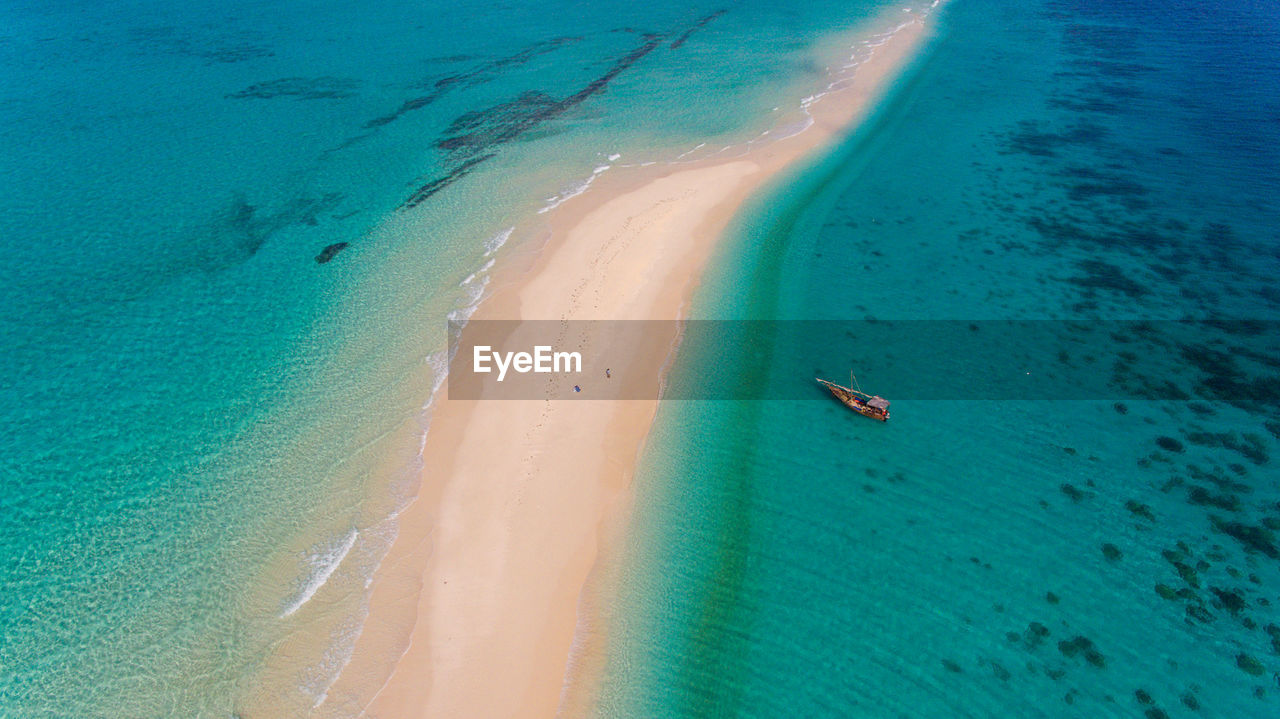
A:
[{"left": 817, "top": 379, "right": 889, "bottom": 422}]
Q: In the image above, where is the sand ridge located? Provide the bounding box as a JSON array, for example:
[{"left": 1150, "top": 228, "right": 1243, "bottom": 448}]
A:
[{"left": 315, "top": 13, "right": 935, "bottom": 719}]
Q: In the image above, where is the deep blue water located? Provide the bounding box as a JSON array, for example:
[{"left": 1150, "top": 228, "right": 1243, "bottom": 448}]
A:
[{"left": 599, "top": 0, "right": 1280, "bottom": 716}]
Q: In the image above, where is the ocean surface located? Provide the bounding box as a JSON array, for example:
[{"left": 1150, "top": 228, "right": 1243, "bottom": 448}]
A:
[
  {"left": 598, "top": 0, "right": 1280, "bottom": 717},
  {"left": 0, "top": 0, "right": 933, "bottom": 715}
]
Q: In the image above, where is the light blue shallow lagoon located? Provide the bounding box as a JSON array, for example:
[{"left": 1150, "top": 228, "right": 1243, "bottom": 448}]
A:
[
  {"left": 597, "top": 0, "right": 1280, "bottom": 717},
  {"left": 0, "top": 0, "right": 934, "bottom": 714}
]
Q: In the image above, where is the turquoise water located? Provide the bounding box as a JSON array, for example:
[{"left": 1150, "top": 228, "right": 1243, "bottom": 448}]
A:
[
  {"left": 599, "top": 0, "right": 1280, "bottom": 716},
  {"left": 0, "top": 0, "right": 930, "bottom": 714}
]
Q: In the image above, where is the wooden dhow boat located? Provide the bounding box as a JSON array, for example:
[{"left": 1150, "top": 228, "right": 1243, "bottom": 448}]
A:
[{"left": 816, "top": 372, "right": 889, "bottom": 422}]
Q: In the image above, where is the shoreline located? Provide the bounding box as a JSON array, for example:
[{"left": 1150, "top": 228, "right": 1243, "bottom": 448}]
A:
[{"left": 316, "top": 12, "right": 938, "bottom": 718}]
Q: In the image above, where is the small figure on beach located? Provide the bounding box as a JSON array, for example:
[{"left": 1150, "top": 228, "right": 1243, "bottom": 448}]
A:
[
  {"left": 573, "top": 385, "right": 581, "bottom": 393},
  {"left": 605, "top": 368, "right": 611, "bottom": 379}
]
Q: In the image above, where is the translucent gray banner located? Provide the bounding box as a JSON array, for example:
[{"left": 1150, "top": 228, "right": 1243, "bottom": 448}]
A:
[{"left": 446, "top": 320, "right": 1280, "bottom": 401}]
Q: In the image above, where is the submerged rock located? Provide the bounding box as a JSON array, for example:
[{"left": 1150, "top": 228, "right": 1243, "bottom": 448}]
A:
[
  {"left": 1102, "top": 543, "right": 1124, "bottom": 561},
  {"left": 227, "top": 76, "right": 360, "bottom": 100},
  {"left": 1211, "top": 518, "right": 1279, "bottom": 558},
  {"left": 315, "top": 241, "right": 350, "bottom": 264},
  {"left": 1187, "top": 464, "right": 1250, "bottom": 493},
  {"left": 1170, "top": 560, "right": 1200, "bottom": 588},
  {"left": 1185, "top": 604, "right": 1214, "bottom": 624},
  {"left": 1058, "top": 636, "right": 1106, "bottom": 668},
  {"left": 1188, "top": 486, "right": 1241, "bottom": 511},
  {"left": 1265, "top": 623, "right": 1280, "bottom": 654},
  {"left": 1126, "top": 499, "right": 1156, "bottom": 521},
  {"left": 1236, "top": 652, "right": 1265, "bottom": 676},
  {"left": 1210, "top": 587, "right": 1247, "bottom": 614},
  {"left": 1061, "top": 483, "right": 1089, "bottom": 501},
  {"left": 1156, "top": 436, "right": 1184, "bottom": 453},
  {"left": 1021, "top": 621, "right": 1051, "bottom": 649},
  {"left": 1186, "top": 431, "right": 1268, "bottom": 465}
]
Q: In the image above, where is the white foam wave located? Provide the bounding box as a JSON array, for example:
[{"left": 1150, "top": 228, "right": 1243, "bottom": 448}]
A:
[
  {"left": 536, "top": 164, "right": 611, "bottom": 214},
  {"left": 672, "top": 142, "right": 709, "bottom": 162},
  {"left": 298, "top": 219, "right": 528, "bottom": 707},
  {"left": 281, "top": 528, "right": 359, "bottom": 618},
  {"left": 772, "top": 8, "right": 931, "bottom": 146},
  {"left": 460, "top": 258, "right": 496, "bottom": 288},
  {"left": 447, "top": 271, "right": 490, "bottom": 326},
  {"left": 482, "top": 226, "right": 514, "bottom": 257}
]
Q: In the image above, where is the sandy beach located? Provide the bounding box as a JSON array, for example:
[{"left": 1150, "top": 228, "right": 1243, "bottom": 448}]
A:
[{"left": 318, "top": 15, "right": 934, "bottom": 718}]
